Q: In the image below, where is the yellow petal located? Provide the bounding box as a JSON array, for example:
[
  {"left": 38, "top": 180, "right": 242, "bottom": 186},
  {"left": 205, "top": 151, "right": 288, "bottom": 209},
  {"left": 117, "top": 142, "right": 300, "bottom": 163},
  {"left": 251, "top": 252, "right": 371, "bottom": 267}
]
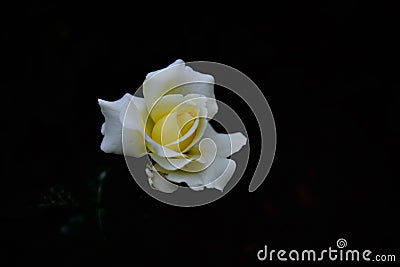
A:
[
  {"left": 149, "top": 94, "right": 185, "bottom": 122},
  {"left": 152, "top": 112, "right": 180, "bottom": 146}
]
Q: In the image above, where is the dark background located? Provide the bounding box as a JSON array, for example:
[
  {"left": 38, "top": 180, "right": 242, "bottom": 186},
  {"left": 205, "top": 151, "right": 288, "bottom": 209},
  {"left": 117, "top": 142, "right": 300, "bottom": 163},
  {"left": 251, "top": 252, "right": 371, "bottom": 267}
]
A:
[{"left": 1, "top": 2, "right": 398, "bottom": 266}]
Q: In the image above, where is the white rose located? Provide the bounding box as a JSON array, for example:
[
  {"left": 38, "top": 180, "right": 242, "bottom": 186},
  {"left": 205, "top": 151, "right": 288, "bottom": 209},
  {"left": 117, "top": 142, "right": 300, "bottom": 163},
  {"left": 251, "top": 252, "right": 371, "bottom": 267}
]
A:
[{"left": 98, "top": 60, "right": 247, "bottom": 193}]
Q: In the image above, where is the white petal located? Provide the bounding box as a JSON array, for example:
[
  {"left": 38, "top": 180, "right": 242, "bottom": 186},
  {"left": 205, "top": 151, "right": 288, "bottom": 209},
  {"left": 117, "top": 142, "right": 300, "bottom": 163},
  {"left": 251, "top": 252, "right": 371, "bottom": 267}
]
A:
[
  {"left": 145, "top": 135, "right": 184, "bottom": 158},
  {"left": 183, "top": 94, "right": 207, "bottom": 108},
  {"left": 149, "top": 153, "right": 198, "bottom": 171},
  {"left": 205, "top": 97, "right": 217, "bottom": 119},
  {"left": 143, "top": 59, "right": 215, "bottom": 114},
  {"left": 203, "top": 159, "right": 236, "bottom": 191},
  {"left": 148, "top": 94, "right": 185, "bottom": 122},
  {"left": 203, "top": 124, "right": 247, "bottom": 158},
  {"left": 122, "top": 128, "right": 147, "bottom": 157},
  {"left": 146, "top": 165, "right": 178, "bottom": 193},
  {"left": 145, "top": 59, "right": 183, "bottom": 79},
  {"left": 150, "top": 137, "right": 217, "bottom": 172},
  {"left": 180, "top": 138, "right": 217, "bottom": 172},
  {"left": 166, "top": 157, "right": 237, "bottom": 191},
  {"left": 181, "top": 117, "right": 208, "bottom": 153},
  {"left": 120, "top": 96, "right": 152, "bottom": 157},
  {"left": 183, "top": 93, "right": 218, "bottom": 119},
  {"left": 122, "top": 96, "right": 152, "bottom": 131},
  {"left": 98, "top": 93, "right": 132, "bottom": 154}
]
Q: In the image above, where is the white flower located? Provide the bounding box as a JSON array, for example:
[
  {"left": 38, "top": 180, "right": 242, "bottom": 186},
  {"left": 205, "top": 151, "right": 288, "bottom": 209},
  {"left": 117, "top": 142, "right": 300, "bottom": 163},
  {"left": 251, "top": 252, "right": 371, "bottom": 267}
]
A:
[{"left": 98, "top": 60, "right": 247, "bottom": 193}]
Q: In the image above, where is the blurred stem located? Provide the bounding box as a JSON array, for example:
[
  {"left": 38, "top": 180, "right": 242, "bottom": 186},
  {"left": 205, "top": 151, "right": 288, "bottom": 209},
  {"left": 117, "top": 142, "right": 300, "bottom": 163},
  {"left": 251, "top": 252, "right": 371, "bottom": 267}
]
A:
[{"left": 97, "top": 171, "right": 107, "bottom": 238}]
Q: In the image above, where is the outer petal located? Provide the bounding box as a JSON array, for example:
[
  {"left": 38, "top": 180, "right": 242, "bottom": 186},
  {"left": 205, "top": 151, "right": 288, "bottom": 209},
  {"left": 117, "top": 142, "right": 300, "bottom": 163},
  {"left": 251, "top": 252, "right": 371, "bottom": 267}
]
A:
[
  {"left": 203, "top": 158, "right": 236, "bottom": 191},
  {"left": 146, "top": 165, "right": 178, "bottom": 193},
  {"left": 122, "top": 95, "right": 152, "bottom": 132},
  {"left": 180, "top": 138, "right": 217, "bottom": 172},
  {"left": 203, "top": 124, "right": 247, "bottom": 158},
  {"left": 145, "top": 135, "right": 185, "bottom": 158},
  {"left": 122, "top": 129, "right": 147, "bottom": 157},
  {"left": 149, "top": 153, "right": 198, "bottom": 171},
  {"left": 182, "top": 93, "right": 217, "bottom": 120},
  {"left": 121, "top": 96, "right": 151, "bottom": 157},
  {"left": 143, "top": 59, "right": 215, "bottom": 114},
  {"left": 165, "top": 157, "right": 237, "bottom": 191},
  {"left": 98, "top": 93, "right": 132, "bottom": 154}
]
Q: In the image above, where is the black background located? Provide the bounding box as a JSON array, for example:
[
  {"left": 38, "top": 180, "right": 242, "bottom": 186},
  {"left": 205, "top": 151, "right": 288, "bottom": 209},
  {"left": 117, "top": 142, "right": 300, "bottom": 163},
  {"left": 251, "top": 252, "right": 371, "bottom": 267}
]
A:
[{"left": 1, "top": 2, "right": 398, "bottom": 266}]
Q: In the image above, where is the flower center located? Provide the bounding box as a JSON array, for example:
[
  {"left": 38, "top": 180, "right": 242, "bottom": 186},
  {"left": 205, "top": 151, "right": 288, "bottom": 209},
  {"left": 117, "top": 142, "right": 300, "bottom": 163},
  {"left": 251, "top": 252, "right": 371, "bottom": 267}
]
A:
[{"left": 151, "top": 106, "right": 198, "bottom": 152}]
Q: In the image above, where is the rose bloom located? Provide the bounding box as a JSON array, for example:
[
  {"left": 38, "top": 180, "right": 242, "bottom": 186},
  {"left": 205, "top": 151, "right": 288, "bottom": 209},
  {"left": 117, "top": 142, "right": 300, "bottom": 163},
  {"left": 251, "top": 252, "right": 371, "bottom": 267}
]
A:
[{"left": 99, "top": 60, "right": 246, "bottom": 193}]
